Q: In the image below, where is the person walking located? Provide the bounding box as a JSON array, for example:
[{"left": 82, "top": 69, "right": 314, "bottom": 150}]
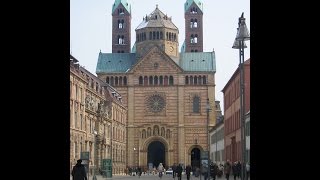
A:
[
  {"left": 177, "top": 164, "right": 183, "bottom": 180},
  {"left": 201, "top": 162, "right": 208, "bottom": 180},
  {"left": 186, "top": 165, "right": 192, "bottom": 180},
  {"left": 158, "top": 163, "right": 164, "bottom": 179},
  {"left": 232, "top": 162, "right": 238, "bottom": 180},
  {"left": 224, "top": 160, "right": 231, "bottom": 180},
  {"left": 172, "top": 163, "right": 177, "bottom": 179},
  {"left": 71, "top": 159, "right": 88, "bottom": 180}
]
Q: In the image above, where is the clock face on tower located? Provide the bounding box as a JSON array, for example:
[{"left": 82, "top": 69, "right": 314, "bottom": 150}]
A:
[{"left": 146, "top": 94, "right": 166, "bottom": 113}]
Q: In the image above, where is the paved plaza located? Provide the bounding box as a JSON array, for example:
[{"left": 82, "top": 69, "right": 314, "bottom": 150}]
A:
[{"left": 70, "top": 173, "right": 250, "bottom": 180}]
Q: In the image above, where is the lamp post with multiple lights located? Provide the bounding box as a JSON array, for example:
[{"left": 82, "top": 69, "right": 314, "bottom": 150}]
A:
[{"left": 232, "top": 12, "right": 250, "bottom": 180}]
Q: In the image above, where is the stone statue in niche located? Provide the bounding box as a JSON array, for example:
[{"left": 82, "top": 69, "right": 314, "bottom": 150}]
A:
[
  {"left": 153, "top": 126, "right": 159, "bottom": 136},
  {"left": 161, "top": 127, "right": 165, "bottom": 137},
  {"left": 147, "top": 128, "right": 151, "bottom": 137}
]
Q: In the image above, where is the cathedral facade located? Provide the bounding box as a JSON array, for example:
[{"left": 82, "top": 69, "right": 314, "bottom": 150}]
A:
[{"left": 96, "top": 0, "right": 216, "bottom": 170}]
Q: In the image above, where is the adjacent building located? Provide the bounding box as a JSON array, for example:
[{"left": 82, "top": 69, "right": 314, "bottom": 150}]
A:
[
  {"left": 210, "top": 101, "right": 225, "bottom": 165},
  {"left": 96, "top": 0, "right": 216, "bottom": 170},
  {"left": 70, "top": 55, "right": 127, "bottom": 175},
  {"left": 221, "top": 58, "right": 250, "bottom": 163}
]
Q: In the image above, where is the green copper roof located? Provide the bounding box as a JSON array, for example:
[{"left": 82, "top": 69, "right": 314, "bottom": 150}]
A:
[
  {"left": 184, "top": 0, "right": 203, "bottom": 13},
  {"left": 131, "top": 42, "right": 136, "bottom": 53},
  {"left": 181, "top": 40, "right": 186, "bottom": 53},
  {"left": 96, "top": 52, "right": 137, "bottom": 73},
  {"left": 112, "top": 0, "right": 131, "bottom": 14},
  {"left": 179, "top": 52, "right": 215, "bottom": 72}
]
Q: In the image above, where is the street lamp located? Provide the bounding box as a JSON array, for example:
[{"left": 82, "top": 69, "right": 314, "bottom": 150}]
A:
[
  {"left": 93, "top": 130, "right": 98, "bottom": 180},
  {"left": 206, "top": 98, "right": 211, "bottom": 180},
  {"left": 232, "top": 12, "right": 250, "bottom": 180}
]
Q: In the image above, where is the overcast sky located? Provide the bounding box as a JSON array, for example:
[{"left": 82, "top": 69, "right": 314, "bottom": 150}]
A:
[{"left": 70, "top": 0, "right": 250, "bottom": 113}]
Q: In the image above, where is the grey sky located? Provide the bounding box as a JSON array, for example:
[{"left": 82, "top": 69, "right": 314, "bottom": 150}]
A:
[{"left": 70, "top": 0, "right": 250, "bottom": 113}]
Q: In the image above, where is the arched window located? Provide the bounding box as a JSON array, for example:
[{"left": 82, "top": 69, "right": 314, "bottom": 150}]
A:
[
  {"left": 164, "top": 76, "right": 168, "bottom": 85},
  {"left": 121, "top": 35, "right": 125, "bottom": 44},
  {"left": 144, "top": 76, "right": 148, "bottom": 86},
  {"left": 149, "top": 76, "right": 153, "bottom": 85},
  {"left": 121, "top": 19, "right": 124, "bottom": 28},
  {"left": 198, "top": 76, "right": 202, "bottom": 84},
  {"left": 149, "top": 32, "right": 152, "bottom": 40},
  {"left": 203, "top": 76, "right": 207, "bottom": 84},
  {"left": 194, "top": 19, "right": 198, "bottom": 28},
  {"left": 185, "top": 76, "right": 189, "bottom": 84},
  {"left": 106, "top": 77, "right": 110, "bottom": 84},
  {"left": 153, "top": 31, "right": 156, "bottom": 40},
  {"left": 118, "top": 35, "right": 121, "bottom": 44},
  {"left": 123, "top": 76, "right": 127, "bottom": 85},
  {"left": 110, "top": 77, "right": 114, "bottom": 86},
  {"left": 160, "top": 32, "right": 163, "bottom": 39},
  {"left": 190, "top": 19, "right": 194, "bottom": 28},
  {"left": 118, "top": 20, "right": 122, "bottom": 29},
  {"left": 193, "top": 96, "right": 200, "bottom": 113},
  {"left": 190, "top": 76, "right": 193, "bottom": 85},
  {"left": 157, "top": 31, "right": 160, "bottom": 39},
  {"left": 115, "top": 77, "right": 119, "bottom": 85},
  {"left": 139, "top": 76, "right": 143, "bottom": 85},
  {"left": 194, "top": 76, "right": 198, "bottom": 84},
  {"left": 169, "top": 32, "right": 172, "bottom": 41},
  {"left": 154, "top": 76, "right": 158, "bottom": 85},
  {"left": 142, "top": 129, "right": 146, "bottom": 138},
  {"left": 159, "top": 76, "right": 163, "bottom": 85},
  {"left": 169, "top": 76, "right": 174, "bottom": 85},
  {"left": 194, "top": 34, "right": 198, "bottom": 43},
  {"left": 119, "top": 77, "right": 123, "bottom": 86},
  {"left": 191, "top": 34, "right": 194, "bottom": 43},
  {"left": 147, "top": 127, "right": 151, "bottom": 137}
]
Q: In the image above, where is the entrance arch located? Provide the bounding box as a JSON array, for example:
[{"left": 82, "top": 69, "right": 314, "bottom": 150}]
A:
[
  {"left": 191, "top": 148, "right": 201, "bottom": 170},
  {"left": 148, "top": 141, "right": 165, "bottom": 168}
]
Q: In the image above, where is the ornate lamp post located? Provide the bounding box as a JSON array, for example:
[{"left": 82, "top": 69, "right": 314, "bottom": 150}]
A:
[{"left": 232, "top": 12, "right": 250, "bottom": 180}]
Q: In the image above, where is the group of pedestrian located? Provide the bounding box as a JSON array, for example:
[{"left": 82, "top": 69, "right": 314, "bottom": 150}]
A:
[{"left": 171, "top": 163, "right": 183, "bottom": 180}]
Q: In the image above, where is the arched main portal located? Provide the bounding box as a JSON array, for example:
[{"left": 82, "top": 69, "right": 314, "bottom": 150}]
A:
[
  {"left": 191, "top": 148, "right": 201, "bottom": 170},
  {"left": 148, "top": 141, "right": 165, "bottom": 168}
]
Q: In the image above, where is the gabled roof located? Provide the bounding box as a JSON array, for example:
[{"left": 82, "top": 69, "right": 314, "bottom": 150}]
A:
[
  {"left": 96, "top": 52, "right": 137, "bottom": 74},
  {"left": 179, "top": 52, "right": 216, "bottom": 72},
  {"left": 129, "top": 46, "right": 184, "bottom": 73},
  {"left": 184, "top": 0, "right": 203, "bottom": 13},
  {"left": 112, "top": 0, "right": 131, "bottom": 14},
  {"left": 136, "top": 6, "right": 178, "bottom": 30}
]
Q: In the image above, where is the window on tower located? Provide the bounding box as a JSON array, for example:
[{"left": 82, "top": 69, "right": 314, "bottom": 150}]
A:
[
  {"left": 194, "top": 34, "right": 198, "bottom": 43},
  {"left": 193, "top": 96, "right": 200, "bottom": 113},
  {"left": 190, "top": 34, "right": 194, "bottom": 43},
  {"left": 194, "top": 19, "right": 198, "bottom": 28}
]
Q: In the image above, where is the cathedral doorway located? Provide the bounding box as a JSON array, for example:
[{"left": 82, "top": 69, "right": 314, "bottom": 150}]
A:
[
  {"left": 191, "top": 148, "right": 201, "bottom": 170},
  {"left": 147, "top": 141, "right": 165, "bottom": 168}
]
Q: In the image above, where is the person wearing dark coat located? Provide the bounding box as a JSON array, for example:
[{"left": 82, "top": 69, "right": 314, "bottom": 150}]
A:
[
  {"left": 176, "top": 164, "right": 183, "bottom": 180},
  {"left": 186, "top": 165, "right": 192, "bottom": 180},
  {"left": 172, "top": 163, "right": 177, "bottom": 179},
  {"left": 232, "top": 162, "right": 238, "bottom": 180},
  {"left": 224, "top": 160, "right": 231, "bottom": 180},
  {"left": 72, "top": 159, "right": 88, "bottom": 180}
]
